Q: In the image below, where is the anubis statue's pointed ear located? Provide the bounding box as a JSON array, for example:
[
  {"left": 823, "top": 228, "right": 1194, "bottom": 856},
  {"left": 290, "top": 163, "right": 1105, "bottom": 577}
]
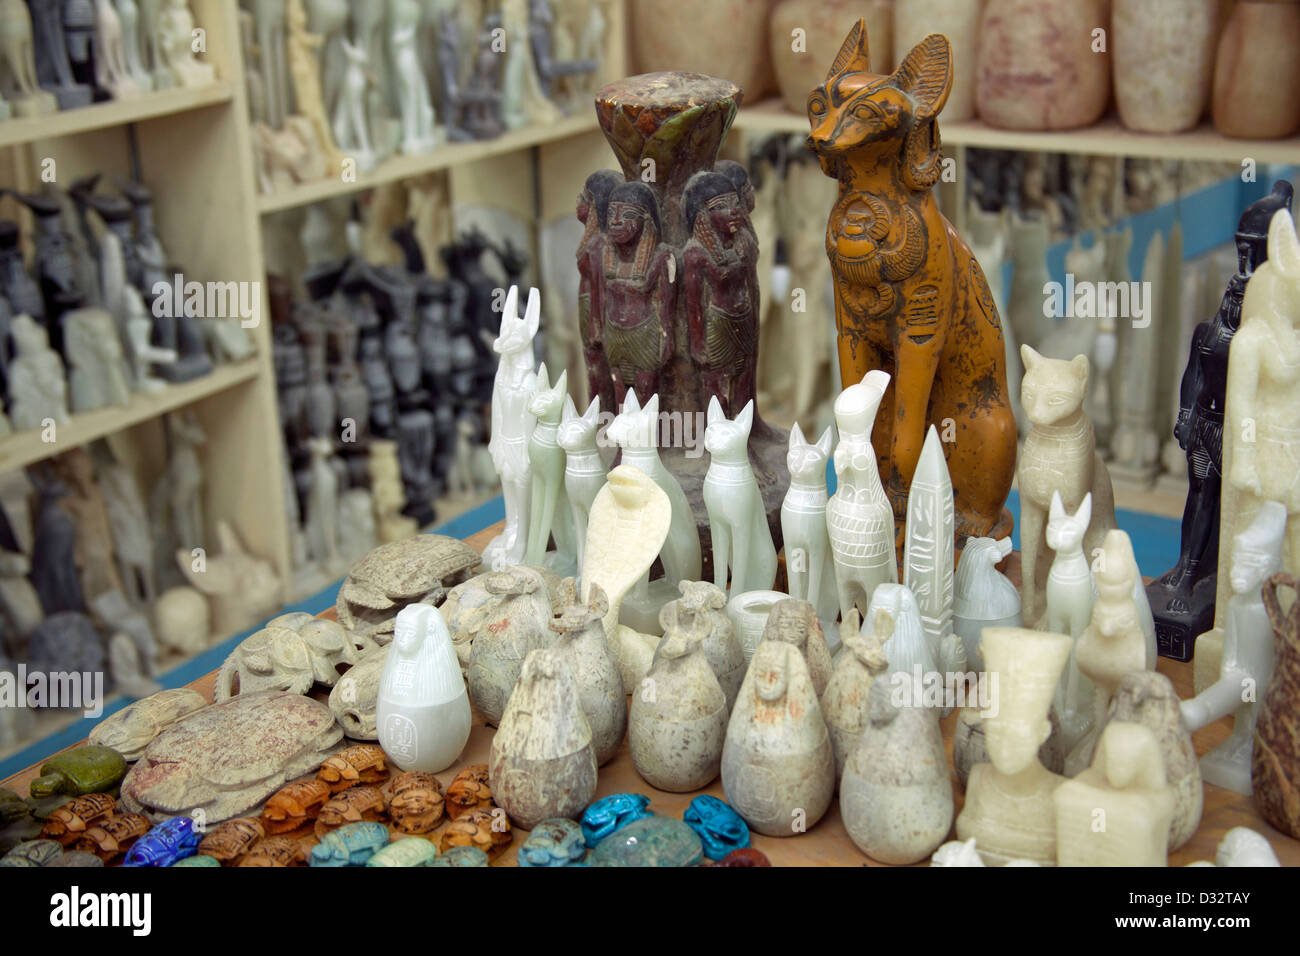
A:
[
  {"left": 827, "top": 18, "right": 871, "bottom": 80},
  {"left": 892, "top": 34, "right": 953, "bottom": 192}
]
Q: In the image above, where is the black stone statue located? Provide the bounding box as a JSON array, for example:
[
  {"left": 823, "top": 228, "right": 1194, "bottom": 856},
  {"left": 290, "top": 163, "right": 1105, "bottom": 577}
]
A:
[{"left": 1147, "top": 180, "right": 1295, "bottom": 661}]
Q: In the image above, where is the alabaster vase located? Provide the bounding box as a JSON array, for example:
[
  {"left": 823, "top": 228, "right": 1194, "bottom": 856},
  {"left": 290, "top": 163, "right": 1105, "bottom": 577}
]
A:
[
  {"left": 894, "top": 0, "right": 982, "bottom": 122},
  {"left": 630, "top": 0, "right": 775, "bottom": 98},
  {"left": 769, "top": 0, "right": 894, "bottom": 114},
  {"left": 489, "top": 648, "right": 599, "bottom": 830},
  {"left": 976, "top": 0, "right": 1111, "bottom": 130},
  {"left": 1113, "top": 0, "right": 1219, "bottom": 133},
  {"left": 1211, "top": 0, "right": 1300, "bottom": 139},
  {"left": 376, "top": 604, "right": 471, "bottom": 773}
]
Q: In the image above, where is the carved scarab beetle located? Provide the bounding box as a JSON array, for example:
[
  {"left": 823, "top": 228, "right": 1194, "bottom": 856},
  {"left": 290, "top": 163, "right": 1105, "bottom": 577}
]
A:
[
  {"left": 238, "top": 836, "right": 307, "bottom": 867},
  {"left": 446, "top": 764, "right": 493, "bottom": 819},
  {"left": 580, "top": 792, "right": 654, "bottom": 848},
  {"left": 261, "top": 778, "right": 332, "bottom": 834},
  {"left": 328, "top": 646, "right": 387, "bottom": 740},
  {"left": 197, "top": 817, "right": 265, "bottom": 864},
  {"left": 216, "top": 613, "right": 375, "bottom": 700},
  {"left": 0, "top": 839, "right": 62, "bottom": 867},
  {"left": 314, "top": 786, "right": 387, "bottom": 837},
  {"left": 367, "top": 836, "right": 439, "bottom": 867},
  {"left": 41, "top": 793, "right": 116, "bottom": 845},
  {"left": 122, "top": 817, "right": 202, "bottom": 867},
  {"left": 388, "top": 771, "right": 445, "bottom": 834},
  {"left": 439, "top": 806, "right": 511, "bottom": 859},
  {"left": 317, "top": 744, "right": 389, "bottom": 792},
  {"left": 75, "top": 811, "right": 151, "bottom": 862},
  {"left": 310, "top": 820, "right": 390, "bottom": 867}
]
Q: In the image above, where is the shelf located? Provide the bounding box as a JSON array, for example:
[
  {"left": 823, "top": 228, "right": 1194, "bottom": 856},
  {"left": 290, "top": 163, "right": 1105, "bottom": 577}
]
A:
[
  {"left": 0, "top": 357, "right": 260, "bottom": 472},
  {"left": 0, "top": 83, "right": 234, "bottom": 151},
  {"left": 258, "top": 113, "right": 602, "bottom": 214},
  {"left": 732, "top": 99, "right": 1300, "bottom": 164}
]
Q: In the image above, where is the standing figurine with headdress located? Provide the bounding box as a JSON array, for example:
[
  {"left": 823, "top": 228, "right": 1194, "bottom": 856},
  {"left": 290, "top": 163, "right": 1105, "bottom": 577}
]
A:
[{"left": 576, "top": 169, "right": 623, "bottom": 405}]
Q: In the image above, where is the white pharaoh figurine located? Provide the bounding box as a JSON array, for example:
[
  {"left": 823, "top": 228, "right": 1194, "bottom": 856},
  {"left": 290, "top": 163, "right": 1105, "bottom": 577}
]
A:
[
  {"left": 333, "top": 35, "right": 376, "bottom": 172},
  {"left": 158, "top": 0, "right": 214, "bottom": 87},
  {"left": 956, "top": 627, "right": 1072, "bottom": 866},
  {"left": 8, "top": 314, "right": 70, "bottom": 431},
  {"left": 558, "top": 394, "right": 607, "bottom": 573},
  {"left": 1181, "top": 500, "right": 1287, "bottom": 794},
  {"left": 605, "top": 389, "right": 702, "bottom": 629},
  {"left": 389, "top": 0, "right": 437, "bottom": 155},
  {"left": 484, "top": 286, "right": 540, "bottom": 571},
  {"left": 827, "top": 370, "right": 896, "bottom": 622}
]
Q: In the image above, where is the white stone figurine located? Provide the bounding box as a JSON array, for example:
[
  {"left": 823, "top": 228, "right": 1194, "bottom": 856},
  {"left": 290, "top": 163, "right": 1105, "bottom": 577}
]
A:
[
  {"left": 781, "top": 422, "right": 837, "bottom": 623},
  {"left": 1069, "top": 529, "right": 1152, "bottom": 775},
  {"left": 525, "top": 364, "right": 576, "bottom": 571},
  {"left": 827, "top": 370, "right": 897, "bottom": 621},
  {"left": 377, "top": 603, "right": 472, "bottom": 773},
  {"left": 63, "top": 309, "right": 131, "bottom": 412},
  {"left": 139, "top": 0, "right": 171, "bottom": 90},
  {"left": 557, "top": 394, "right": 607, "bottom": 573},
  {"left": 952, "top": 537, "right": 1020, "bottom": 671},
  {"left": 724, "top": 589, "right": 788, "bottom": 665},
  {"left": 8, "top": 314, "right": 70, "bottom": 431},
  {"left": 550, "top": 581, "right": 625, "bottom": 767},
  {"left": 821, "top": 609, "right": 889, "bottom": 784},
  {"left": 0, "top": 0, "right": 56, "bottom": 115},
  {"left": 704, "top": 397, "right": 777, "bottom": 595},
  {"left": 108, "top": 631, "right": 162, "bottom": 699},
  {"left": 904, "top": 425, "right": 961, "bottom": 673},
  {"left": 158, "top": 0, "right": 215, "bottom": 87},
  {"left": 1043, "top": 490, "right": 1097, "bottom": 753},
  {"left": 484, "top": 285, "right": 540, "bottom": 571},
  {"left": 867, "top": 583, "right": 934, "bottom": 681},
  {"left": 336, "top": 488, "right": 376, "bottom": 566},
  {"left": 389, "top": 0, "right": 437, "bottom": 155},
  {"left": 115, "top": 0, "right": 152, "bottom": 92},
  {"left": 333, "top": 36, "right": 376, "bottom": 172},
  {"left": 127, "top": 287, "right": 178, "bottom": 391},
  {"left": 254, "top": 0, "right": 289, "bottom": 127},
  {"left": 1181, "top": 500, "right": 1286, "bottom": 794},
  {"left": 1214, "top": 827, "right": 1282, "bottom": 867},
  {"left": 1053, "top": 721, "right": 1175, "bottom": 867},
  {"left": 93, "top": 0, "right": 141, "bottom": 99},
  {"left": 305, "top": 435, "right": 340, "bottom": 573},
  {"left": 500, "top": 0, "right": 563, "bottom": 131}
]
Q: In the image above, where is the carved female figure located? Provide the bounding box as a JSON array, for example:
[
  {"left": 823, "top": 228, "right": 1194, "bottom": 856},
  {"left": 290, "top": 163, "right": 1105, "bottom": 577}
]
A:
[
  {"left": 600, "top": 181, "right": 675, "bottom": 406},
  {"left": 576, "top": 169, "right": 621, "bottom": 403},
  {"left": 683, "top": 171, "right": 759, "bottom": 418}
]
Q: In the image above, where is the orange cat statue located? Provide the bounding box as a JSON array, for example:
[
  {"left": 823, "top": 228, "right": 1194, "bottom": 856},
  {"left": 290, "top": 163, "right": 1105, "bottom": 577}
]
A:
[{"left": 806, "top": 22, "right": 1017, "bottom": 544}]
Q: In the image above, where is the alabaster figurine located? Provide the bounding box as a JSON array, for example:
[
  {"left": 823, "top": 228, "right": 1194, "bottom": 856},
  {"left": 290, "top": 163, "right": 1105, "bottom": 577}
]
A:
[
  {"left": 1150, "top": 182, "right": 1293, "bottom": 662},
  {"left": 630, "top": 619, "right": 727, "bottom": 792},
  {"left": 1044, "top": 491, "right": 1098, "bottom": 756},
  {"left": 953, "top": 537, "right": 1021, "bottom": 671},
  {"left": 761, "top": 598, "right": 834, "bottom": 700},
  {"left": 152, "top": 585, "right": 209, "bottom": 655},
  {"left": 781, "top": 422, "right": 837, "bottom": 623},
  {"left": 376, "top": 604, "right": 470, "bottom": 774},
  {"left": 466, "top": 566, "right": 552, "bottom": 726},
  {"left": 8, "top": 314, "right": 69, "bottom": 431},
  {"left": 489, "top": 647, "right": 599, "bottom": 830},
  {"left": 551, "top": 582, "right": 625, "bottom": 766},
  {"left": 500, "top": 0, "right": 562, "bottom": 132},
  {"left": 810, "top": 26, "right": 1017, "bottom": 542},
  {"left": 1069, "top": 531, "right": 1152, "bottom": 773},
  {"left": 657, "top": 580, "right": 745, "bottom": 713},
  {"left": 285, "top": 0, "right": 344, "bottom": 178},
  {"left": 483, "top": 286, "right": 539, "bottom": 571},
  {"left": 216, "top": 612, "right": 362, "bottom": 700},
  {"left": 525, "top": 365, "right": 576, "bottom": 570},
  {"left": 957, "top": 627, "right": 1071, "bottom": 866},
  {"left": 841, "top": 672, "right": 953, "bottom": 865},
  {"left": 1, "top": 0, "right": 56, "bottom": 115},
  {"left": 704, "top": 398, "right": 776, "bottom": 595},
  {"left": 558, "top": 394, "right": 607, "bottom": 572},
  {"left": 158, "top": 0, "right": 213, "bottom": 87},
  {"left": 828, "top": 370, "right": 896, "bottom": 621},
  {"left": 822, "top": 610, "right": 889, "bottom": 784},
  {"left": 721, "top": 640, "right": 835, "bottom": 837},
  {"left": 904, "top": 425, "right": 958, "bottom": 672},
  {"left": 869, "top": 583, "right": 934, "bottom": 683},
  {"left": 176, "top": 521, "right": 281, "bottom": 637},
  {"left": 1018, "top": 346, "right": 1118, "bottom": 625},
  {"left": 369, "top": 439, "right": 416, "bottom": 543},
  {"left": 91, "top": 0, "right": 140, "bottom": 100},
  {"left": 389, "top": 0, "right": 437, "bottom": 155},
  {"left": 1054, "top": 722, "right": 1176, "bottom": 867},
  {"left": 1253, "top": 572, "right": 1300, "bottom": 839},
  {"left": 1182, "top": 501, "right": 1286, "bottom": 794},
  {"left": 330, "top": 646, "right": 385, "bottom": 741}
]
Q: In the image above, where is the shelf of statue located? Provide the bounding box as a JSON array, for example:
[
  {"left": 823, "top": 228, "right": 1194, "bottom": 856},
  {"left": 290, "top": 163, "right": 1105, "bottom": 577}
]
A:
[
  {"left": 956, "top": 627, "right": 1071, "bottom": 866},
  {"left": 809, "top": 24, "right": 1017, "bottom": 547},
  {"left": 587, "top": 72, "right": 790, "bottom": 577},
  {"left": 1149, "top": 183, "right": 1294, "bottom": 664},
  {"left": 1017, "top": 347, "right": 1118, "bottom": 627}
]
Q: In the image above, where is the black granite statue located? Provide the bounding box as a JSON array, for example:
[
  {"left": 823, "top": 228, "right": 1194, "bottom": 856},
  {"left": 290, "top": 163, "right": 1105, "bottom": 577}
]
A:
[
  {"left": 29, "top": 476, "right": 85, "bottom": 616},
  {"left": 1147, "top": 180, "right": 1295, "bottom": 661},
  {"left": 0, "top": 222, "right": 43, "bottom": 323},
  {"left": 27, "top": 0, "right": 92, "bottom": 108},
  {"left": 7, "top": 191, "right": 84, "bottom": 351}
]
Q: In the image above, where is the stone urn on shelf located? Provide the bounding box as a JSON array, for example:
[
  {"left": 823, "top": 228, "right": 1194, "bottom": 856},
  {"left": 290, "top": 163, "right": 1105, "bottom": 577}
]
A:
[
  {"left": 629, "top": 0, "right": 776, "bottom": 99},
  {"left": 585, "top": 72, "right": 790, "bottom": 580},
  {"left": 769, "top": 0, "right": 894, "bottom": 114},
  {"left": 1211, "top": 0, "right": 1300, "bottom": 140},
  {"left": 1113, "top": 0, "right": 1220, "bottom": 134}
]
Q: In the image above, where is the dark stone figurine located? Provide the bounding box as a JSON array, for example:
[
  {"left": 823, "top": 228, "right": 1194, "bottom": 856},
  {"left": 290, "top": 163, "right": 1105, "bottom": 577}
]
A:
[
  {"left": 7, "top": 191, "right": 84, "bottom": 350},
  {"left": 528, "top": 0, "right": 597, "bottom": 97},
  {"left": 28, "top": 612, "right": 106, "bottom": 695},
  {"left": 0, "top": 222, "right": 43, "bottom": 322},
  {"left": 576, "top": 170, "right": 621, "bottom": 403},
  {"left": 29, "top": 477, "right": 85, "bottom": 615},
  {"left": 27, "top": 0, "right": 92, "bottom": 109},
  {"left": 1146, "top": 180, "right": 1294, "bottom": 662}
]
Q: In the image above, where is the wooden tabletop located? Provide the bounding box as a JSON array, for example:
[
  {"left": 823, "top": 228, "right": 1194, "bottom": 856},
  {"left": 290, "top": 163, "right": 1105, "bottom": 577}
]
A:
[{"left": 5, "top": 521, "right": 1298, "bottom": 867}]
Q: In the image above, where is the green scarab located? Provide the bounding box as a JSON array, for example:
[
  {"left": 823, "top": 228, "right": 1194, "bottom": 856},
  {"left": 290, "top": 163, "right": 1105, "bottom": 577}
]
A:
[{"left": 29, "top": 746, "right": 128, "bottom": 799}]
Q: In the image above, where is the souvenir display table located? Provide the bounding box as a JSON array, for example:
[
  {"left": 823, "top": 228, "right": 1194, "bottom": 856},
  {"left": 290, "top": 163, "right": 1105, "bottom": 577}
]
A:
[{"left": 4, "top": 521, "right": 1297, "bottom": 868}]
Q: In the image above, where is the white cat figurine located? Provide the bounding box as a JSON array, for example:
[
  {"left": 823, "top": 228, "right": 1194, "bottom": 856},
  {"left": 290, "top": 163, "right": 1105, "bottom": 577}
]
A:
[
  {"left": 781, "top": 421, "right": 837, "bottom": 623},
  {"left": 558, "top": 394, "right": 607, "bottom": 573},
  {"left": 525, "top": 363, "right": 576, "bottom": 571},
  {"left": 703, "top": 397, "right": 777, "bottom": 595}
]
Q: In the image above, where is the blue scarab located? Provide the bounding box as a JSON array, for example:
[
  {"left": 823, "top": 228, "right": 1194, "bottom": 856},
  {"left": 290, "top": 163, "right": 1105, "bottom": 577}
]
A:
[
  {"left": 519, "top": 818, "right": 587, "bottom": 867},
  {"left": 580, "top": 793, "right": 654, "bottom": 848},
  {"left": 683, "top": 795, "right": 749, "bottom": 860},
  {"left": 122, "top": 817, "right": 201, "bottom": 867},
  {"left": 309, "top": 821, "right": 390, "bottom": 867}
]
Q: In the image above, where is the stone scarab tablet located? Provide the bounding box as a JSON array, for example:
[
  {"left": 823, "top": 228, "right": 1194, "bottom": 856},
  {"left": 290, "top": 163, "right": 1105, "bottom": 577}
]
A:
[
  {"left": 313, "top": 786, "right": 387, "bottom": 837},
  {"left": 122, "top": 816, "right": 201, "bottom": 867},
  {"left": 238, "top": 836, "right": 307, "bottom": 867},
  {"left": 388, "top": 771, "right": 445, "bottom": 834},
  {"left": 44, "top": 850, "right": 105, "bottom": 868},
  {"left": 589, "top": 816, "right": 703, "bottom": 867},
  {"left": 75, "top": 812, "right": 151, "bottom": 862},
  {"left": 0, "top": 838, "right": 63, "bottom": 867},
  {"left": 316, "top": 743, "right": 389, "bottom": 792},
  {"left": 41, "top": 793, "right": 116, "bottom": 844},
  {"left": 683, "top": 795, "right": 749, "bottom": 860},
  {"left": 197, "top": 817, "right": 265, "bottom": 864},
  {"left": 439, "top": 806, "right": 511, "bottom": 859},
  {"left": 430, "top": 845, "right": 491, "bottom": 867},
  {"left": 366, "top": 837, "right": 439, "bottom": 867},
  {"left": 446, "top": 764, "right": 493, "bottom": 819},
  {"left": 29, "top": 746, "right": 128, "bottom": 799},
  {"left": 262, "top": 778, "right": 332, "bottom": 834},
  {"left": 519, "top": 818, "right": 587, "bottom": 867},
  {"left": 580, "top": 792, "right": 654, "bottom": 848}
]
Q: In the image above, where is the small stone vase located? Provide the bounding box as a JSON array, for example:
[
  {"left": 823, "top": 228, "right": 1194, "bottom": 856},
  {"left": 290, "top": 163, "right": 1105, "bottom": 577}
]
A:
[
  {"left": 466, "top": 567, "right": 552, "bottom": 725},
  {"left": 1113, "top": 0, "right": 1219, "bottom": 133},
  {"left": 758, "top": 597, "right": 834, "bottom": 698},
  {"left": 551, "top": 582, "right": 627, "bottom": 767},
  {"left": 658, "top": 580, "right": 746, "bottom": 713},
  {"left": 770, "top": 0, "right": 894, "bottom": 114},
  {"left": 1211, "top": 0, "right": 1300, "bottom": 139},
  {"left": 1254, "top": 573, "right": 1300, "bottom": 839},
  {"left": 489, "top": 647, "right": 599, "bottom": 830},
  {"left": 721, "top": 640, "right": 835, "bottom": 837},
  {"left": 629, "top": 623, "right": 728, "bottom": 792},
  {"left": 821, "top": 612, "right": 889, "bottom": 785},
  {"left": 631, "top": 0, "right": 775, "bottom": 99},
  {"left": 976, "top": 0, "right": 1111, "bottom": 130},
  {"left": 840, "top": 674, "right": 954, "bottom": 864}
]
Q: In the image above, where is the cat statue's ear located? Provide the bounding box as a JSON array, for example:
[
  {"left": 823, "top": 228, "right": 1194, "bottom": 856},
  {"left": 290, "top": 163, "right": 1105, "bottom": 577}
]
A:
[
  {"left": 1076, "top": 492, "right": 1092, "bottom": 530},
  {"left": 1068, "top": 353, "right": 1090, "bottom": 390},
  {"left": 735, "top": 400, "right": 754, "bottom": 436},
  {"left": 1049, "top": 490, "right": 1065, "bottom": 522},
  {"left": 816, "top": 425, "right": 835, "bottom": 458},
  {"left": 788, "top": 420, "right": 807, "bottom": 450},
  {"left": 561, "top": 393, "right": 578, "bottom": 423},
  {"left": 826, "top": 18, "right": 871, "bottom": 80},
  {"left": 707, "top": 394, "right": 726, "bottom": 428},
  {"left": 893, "top": 34, "right": 952, "bottom": 191},
  {"left": 1020, "top": 344, "right": 1042, "bottom": 372}
]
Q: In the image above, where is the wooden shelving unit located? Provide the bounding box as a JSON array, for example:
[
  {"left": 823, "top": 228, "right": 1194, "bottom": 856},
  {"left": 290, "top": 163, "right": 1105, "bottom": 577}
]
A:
[{"left": 733, "top": 97, "right": 1300, "bottom": 163}]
